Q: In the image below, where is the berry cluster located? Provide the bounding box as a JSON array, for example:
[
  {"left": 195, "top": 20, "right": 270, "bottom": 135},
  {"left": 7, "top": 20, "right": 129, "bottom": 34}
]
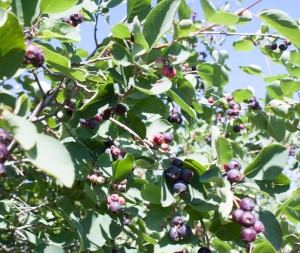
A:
[
  {"left": 23, "top": 44, "right": 45, "bottom": 68},
  {"left": 123, "top": 212, "right": 131, "bottom": 226},
  {"left": 150, "top": 132, "right": 173, "bottom": 151},
  {"left": 155, "top": 57, "right": 177, "bottom": 78},
  {"left": 0, "top": 128, "right": 11, "bottom": 177},
  {"left": 107, "top": 194, "right": 125, "bottom": 214},
  {"left": 110, "top": 145, "right": 125, "bottom": 160},
  {"left": 165, "top": 158, "right": 194, "bottom": 195},
  {"left": 101, "top": 103, "right": 128, "bottom": 120},
  {"left": 248, "top": 96, "right": 260, "bottom": 110},
  {"left": 62, "top": 13, "right": 84, "bottom": 27},
  {"left": 223, "top": 159, "right": 243, "bottom": 184},
  {"left": 198, "top": 247, "right": 211, "bottom": 253},
  {"left": 226, "top": 94, "right": 241, "bottom": 117},
  {"left": 113, "top": 179, "right": 127, "bottom": 192},
  {"left": 79, "top": 115, "right": 102, "bottom": 129},
  {"left": 231, "top": 197, "right": 265, "bottom": 243},
  {"left": 268, "top": 40, "right": 291, "bottom": 51},
  {"left": 168, "top": 216, "right": 192, "bottom": 241},
  {"left": 87, "top": 172, "right": 105, "bottom": 185},
  {"left": 168, "top": 108, "right": 182, "bottom": 124}
]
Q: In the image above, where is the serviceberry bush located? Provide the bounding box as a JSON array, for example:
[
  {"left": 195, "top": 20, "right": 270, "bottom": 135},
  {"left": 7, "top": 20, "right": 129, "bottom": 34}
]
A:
[{"left": 0, "top": 0, "right": 300, "bottom": 252}]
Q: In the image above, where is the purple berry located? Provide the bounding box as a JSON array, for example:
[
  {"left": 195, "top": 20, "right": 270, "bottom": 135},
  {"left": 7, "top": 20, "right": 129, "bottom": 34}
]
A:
[
  {"left": 109, "top": 201, "right": 122, "bottom": 214},
  {"left": 279, "top": 44, "right": 287, "bottom": 51},
  {"left": 173, "top": 180, "right": 188, "bottom": 194},
  {"left": 233, "top": 125, "right": 241, "bottom": 133},
  {"left": 270, "top": 43, "right": 277, "bottom": 50},
  {"left": 23, "top": 44, "right": 45, "bottom": 67},
  {"left": 227, "top": 160, "right": 241, "bottom": 170},
  {"left": 177, "top": 224, "right": 192, "bottom": 237},
  {"left": 239, "top": 197, "right": 255, "bottom": 211},
  {"left": 172, "top": 216, "right": 184, "bottom": 226},
  {"left": 250, "top": 101, "right": 259, "bottom": 110},
  {"left": 0, "top": 128, "right": 10, "bottom": 142},
  {"left": 253, "top": 220, "right": 265, "bottom": 233},
  {"left": 249, "top": 96, "right": 257, "bottom": 103},
  {"left": 231, "top": 209, "right": 244, "bottom": 223},
  {"left": 228, "top": 100, "right": 236, "bottom": 109},
  {"left": 102, "top": 109, "right": 112, "bottom": 120},
  {"left": 172, "top": 158, "right": 183, "bottom": 168},
  {"left": 198, "top": 247, "right": 211, "bottom": 253},
  {"left": 168, "top": 227, "right": 180, "bottom": 241},
  {"left": 115, "top": 104, "right": 127, "bottom": 116},
  {"left": 124, "top": 218, "right": 131, "bottom": 226},
  {"left": 165, "top": 166, "right": 181, "bottom": 181},
  {"left": 70, "top": 13, "right": 84, "bottom": 24},
  {"left": 239, "top": 211, "right": 256, "bottom": 227},
  {"left": 227, "top": 169, "right": 243, "bottom": 183},
  {"left": 241, "top": 228, "right": 257, "bottom": 243},
  {"left": 162, "top": 65, "right": 176, "bottom": 78},
  {"left": 0, "top": 143, "right": 8, "bottom": 162},
  {"left": 180, "top": 168, "right": 194, "bottom": 183},
  {"left": 162, "top": 132, "right": 174, "bottom": 143}
]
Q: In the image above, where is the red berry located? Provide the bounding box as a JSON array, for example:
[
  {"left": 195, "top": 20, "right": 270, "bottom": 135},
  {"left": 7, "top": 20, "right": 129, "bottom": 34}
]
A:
[
  {"left": 162, "top": 132, "right": 174, "bottom": 143},
  {"left": 111, "top": 194, "right": 119, "bottom": 202},
  {"left": 162, "top": 65, "right": 176, "bottom": 78},
  {"left": 208, "top": 96, "right": 214, "bottom": 103},
  {"left": 118, "top": 197, "right": 125, "bottom": 205},
  {"left": 111, "top": 146, "right": 122, "bottom": 158},
  {"left": 160, "top": 142, "right": 169, "bottom": 151},
  {"left": 152, "top": 133, "right": 164, "bottom": 145}
]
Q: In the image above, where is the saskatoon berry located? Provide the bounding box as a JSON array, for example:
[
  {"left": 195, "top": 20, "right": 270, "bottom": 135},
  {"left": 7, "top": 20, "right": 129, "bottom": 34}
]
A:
[
  {"left": 109, "top": 201, "right": 122, "bottom": 214},
  {"left": 124, "top": 218, "right": 131, "bottom": 226},
  {"left": 180, "top": 168, "right": 194, "bottom": 183},
  {"left": 96, "top": 176, "right": 105, "bottom": 184},
  {"left": 253, "top": 220, "right": 265, "bottom": 233},
  {"left": 208, "top": 96, "right": 214, "bottom": 103},
  {"left": 155, "top": 57, "right": 166, "bottom": 69},
  {"left": 233, "top": 125, "right": 241, "bottom": 133},
  {"left": 118, "top": 197, "right": 125, "bottom": 205},
  {"left": 239, "top": 197, "right": 255, "bottom": 211},
  {"left": 231, "top": 209, "right": 244, "bottom": 223},
  {"left": 198, "top": 247, "right": 211, "bottom": 253},
  {"left": 226, "top": 95, "right": 234, "bottom": 102},
  {"left": 168, "top": 227, "right": 180, "bottom": 241},
  {"left": 173, "top": 180, "right": 188, "bottom": 194},
  {"left": 152, "top": 133, "right": 164, "bottom": 145},
  {"left": 241, "top": 227, "right": 257, "bottom": 243},
  {"left": 0, "top": 143, "right": 8, "bottom": 162},
  {"left": 160, "top": 142, "right": 169, "bottom": 151},
  {"left": 227, "top": 109, "right": 238, "bottom": 116},
  {"left": 0, "top": 163, "right": 6, "bottom": 177},
  {"left": 70, "top": 13, "right": 84, "bottom": 24},
  {"left": 165, "top": 166, "right": 181, "bottom": 181},
  {"left": 270, "top": 43, "right": 277, "bottom": 50},
  {"left": 23, "top": 44, "right": 45, "bottom": 67},
  {"left": 177, "top": 224, "right": 192, "bottom": 237},
  {"left": 250, "top": 101, "right": 259, "bottom": 110},
  {"left": 162, "top": 132, "right": 174, "bottom": 143},
  {"left": 89, "top": 174, "right": 98, "bottom": 182},
  {"left": 111, "top": 147, "right": 122, "bottom": 158},
  {"left": 0, "top": 128, "right": 10, "bottom": 141},
  {"left": 172, "top": 216, "right": 184, "bottom": 226},
  {"left": 279, "top": 44, "right": 287, "bottom": 51},
  {"left": 249, "top": 96, "right": 257, "bottom": 103},
  {"left": 228, "top": 100, "right": 236, "bottom": 109},
  {"left": 162, "top": 65, "right": 176, "bottom": 78},
  {"left": 239, "top": 124, "right": 245, "bottom": 130},
  {"left": 239, "top": 211, "right": 256, "bottom": 227},
  {"left": 110, "top": 194, "right": 119, "bottom": 202},
  {"left": 102, "top": 109, "right": 112, "bottom": 120},
  {"left": 227, "top": 169, "right": 243, "bottom": 183},
  {"left": 115, "top": 104, "right": 127, "bottom": 116},
  {"left": 86, "top": 118, "right": 100, "bottom": 129},
  {"left": 172, "top": 158, "right": 183, "bottom": 168},
  {"left": 227, "top": 159, "right": 241, "bottom": 170}
]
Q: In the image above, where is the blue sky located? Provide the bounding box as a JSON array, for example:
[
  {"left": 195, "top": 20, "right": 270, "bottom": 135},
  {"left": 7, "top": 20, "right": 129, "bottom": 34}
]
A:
[{"left": 75, "top": 0, "right": 299, "bottom": 99}]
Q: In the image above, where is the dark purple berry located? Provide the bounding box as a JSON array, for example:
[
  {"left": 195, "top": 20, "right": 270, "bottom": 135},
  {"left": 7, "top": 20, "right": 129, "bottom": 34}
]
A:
[
  {"left": 165, "top": 166, "right": 181, "bottom": 181},
  {"left": 180, "top": 168, "right": 194, "bottom": 183},
  {"left": 168, "top": 114, "right": 179, "bottom": 123},
  {"left": 124, "top": 218, "right": 131, "bottom": 226},
  {"left": 173, "top": 180, "right": 188, "bottom": 194},
  {"left": 172, "top": 216, "right": 184, "bottom": 226},
  {"left": 233, "top": 125, "right": 241, "bottom": 133},
  {"left": 227, "top": 169, "right": 243, "bottom": 183},
  {"left": 162, "top": 65, "right": 176, "bottom": 78},
  {"left": 115, "top": 104, "right": 127, "bottom": 116},
  {"left": 270, "top": 43, "right": 277, "bottom": 50},
  {"left": 253, "top": 220, "right": 265, "bottom": 233},
  {"left": 168, "top": 227, "right": 180, "bottom": 241},
  {"left": 0, "top": 163, "right": 6, "bottom": 177},
  {"left": 109, "top": 201, "right": 122, "bottom": 214},
  {"left": 70, "top": 13, "right": 84, "bottom": 24},
  {"left": 241, "top": 228, "right": 257, "bottom": 243},
  {"left": 0, "top": 143, "right": 8, "bottom": 162},
  {"left": 239, "top": 197, "right": 255, "bottom": 211},
  {"left": 228, "top": 100, "right": 236, "bottom": 109},
  {"left": 162, "top": 132, "right": 174, "bottom": 143},
  {"left": 102, "top": 109, "right": 112, "bottom": 120},
  {"left": 79, "top": 118, "right": 88, "bottom": 126},
  {"left": 198, "top": 247, "right": 211, "bottom": 253},
  {"left": 250, "top": 101, "right": 259, "bottom": 110},
  {"left": 279, "top": 44, "right": 287, "bottom": 51},
  {"left": 177, "top": 224, "right": 192, "bottom": 237},
  {"left": 23, "top": 44, "right": 45, "bottom": 67},
  {"left": 249, "top": 96, "right": 257, "bottom": 103},
  {"left": 86, "top": 118, "right": 100, "bottom": 129},
  {"left": 231, "top": 209, "right": 244, "bottom": 223},
  {"left": 227, "top": 109, "right": 238, "bottom": 116},
  {"left": 226, "top": 95, "right": 234, "bottom": 102},
  {"left": 227, "top": 160, "right": 241, "bottom": 170},
  {"left": 172, "top": 158, "right": 183, "bottom": 168},
  {"left": 239, "top": 211, "right": 256, "bottom": 227}
]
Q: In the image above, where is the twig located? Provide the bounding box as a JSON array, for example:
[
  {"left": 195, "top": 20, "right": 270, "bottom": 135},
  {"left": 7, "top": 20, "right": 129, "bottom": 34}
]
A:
[
  {"left": 73, "top": 80, "right": 95, "bottom": 93},
  {"left": 32, "top": 70, "right": 45, "bottom": 97},
  {"left": 200, "top": 218, "right": 210, "bottom": 248}
]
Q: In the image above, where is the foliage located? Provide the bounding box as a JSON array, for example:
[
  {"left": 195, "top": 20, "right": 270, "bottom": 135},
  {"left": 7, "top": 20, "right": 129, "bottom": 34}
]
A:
[{"left": 0, "top": 0, "right": 300, "bottom": 252}]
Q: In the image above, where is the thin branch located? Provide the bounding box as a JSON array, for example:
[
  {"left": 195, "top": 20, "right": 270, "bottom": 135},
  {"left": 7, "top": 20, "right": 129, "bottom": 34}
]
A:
[
  {"left": 73, "top": 80, "right": 96, "bottom": 93},
  {"left": 199, "top": 218, "right": 210, "bottom": 248},
  {"left": 32, "top": 70, "right": 45, "bottom": 97},
  {"left": 94, "top": 12, "right": 100, "bottom": 47}
]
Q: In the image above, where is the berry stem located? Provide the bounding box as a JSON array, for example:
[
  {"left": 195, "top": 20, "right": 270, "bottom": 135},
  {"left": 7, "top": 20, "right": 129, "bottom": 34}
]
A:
[
  {"left": 199, "top": 218, "right": 210, "bottom": 248},
  {"left": 233, "top": 197, "right": 240, "bottom": 209},
  {"left": 32, "top": 70, "right": 45, "bottom": 97},
  {"left": 249, "top": 242, "right": 254, "bottom": 253}
]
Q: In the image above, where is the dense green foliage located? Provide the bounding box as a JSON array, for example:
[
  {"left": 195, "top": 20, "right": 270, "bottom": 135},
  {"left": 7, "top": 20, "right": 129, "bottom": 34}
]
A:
[{"left": 0, "top": 0, "right": 300, "bottom": 252}]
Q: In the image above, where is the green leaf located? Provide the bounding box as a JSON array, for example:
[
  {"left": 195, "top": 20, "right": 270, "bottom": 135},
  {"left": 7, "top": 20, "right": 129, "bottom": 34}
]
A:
[
  {"left": 233, "top": 38, "right": 253, "bottom": 51},
  {"left": 141, "top": 184, "right": 161, "bottom": 204},
  {"left": 124, "top": 110, "right": 147, "bottom": 139},
  {"left": 0, "top": 10, "right": 25, "bottom": 80},
  {"left": 258, "top": 9, "right": 300, "bottom": 49},
  {"left": 200, "top": 0, "right": 216, "bottom": 21},
  {"left": 113, "top": 153, "right": 134, "bottom": 183},
  {"left": 218, "top": 187, "right": 233, "bottom": 221},
  {"left": 231, "top": 89, "right": 253, "bottom": 103},
  {"left": 183, "top": 158, "right": 206, "bottom": 176},
  {"left": 143, "top": 0, "right": 180, "bottom": 48},
  {"left": 276, "top": 188, "right": 300, "bottom": 224},
  {"left": 167, "top": 89, "right": 196, "bottom": 118},
  {"left": 269, "top": 99, "right": 292, "bottom": 118},
  {"left": 40, "top": 0, "right": 77, "bottom": 14},
  {"left": 239, "top": 64, "right": 264, "bottom": 77},
  {"left": 35, "top": 245, "right": 65, "bottom": 253},
  {"left": 3, "top": 110, "right": 37, "bottom": 150},
  {"left": 259, "top": 210, "right": 282, "bottom": 250},
  {"left": 26, "top": 134, "right": 75, "bottom": 188},
  {"left": 111, "top": 23, "right": 131, "bottom": 39},
  {"left": 127, "top": 0, "right": 151, "bottom": 23},
  {"left": 110, "top": 43, "right": 132, "bottom": 66},
  {"left": 280, "top": 78, "right": 300, "bottom": 96},
  {"left": 267, "top": 115, "right": 286, "bottom": 141},
  {"left": 11, "top": 0, "right": 41, "bottom": 26},
  {"left": 135, "top": 78, "right": 172, "bottom": 95},
  {"left": 147, "top": 119, "right": 172, "bottom": 137},
  {"left": 132, "top": 16, "right": 149, "bottom": 56},
  {"left": 160, "top": 173, "right": 174, "bottom": 207},
  {"left": 244, "top": 144, "right": 288, "bottom": 180},
  {"left": 208, "top": 12, "right": 239, "bottom": 26},
  {"left": 198, "top": 63, "right": 229, "bottom": 87},
  {"left": 163, "top": 43, "right": 190, "bottom": 65},
  {"left": 178, "top": 0, "right": 192, "bottom": 20},
  {"left": 215, "top": 137, "right": 233, "bottom": 164},
  {"left": 252, "top": 238, "right": 277, "bottom": 253}
]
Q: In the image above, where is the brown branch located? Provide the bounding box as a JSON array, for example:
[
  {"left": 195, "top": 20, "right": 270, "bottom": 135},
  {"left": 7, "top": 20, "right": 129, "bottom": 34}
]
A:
[{"left": 199, "top": 218, "right": 210, "bottom": 248}]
